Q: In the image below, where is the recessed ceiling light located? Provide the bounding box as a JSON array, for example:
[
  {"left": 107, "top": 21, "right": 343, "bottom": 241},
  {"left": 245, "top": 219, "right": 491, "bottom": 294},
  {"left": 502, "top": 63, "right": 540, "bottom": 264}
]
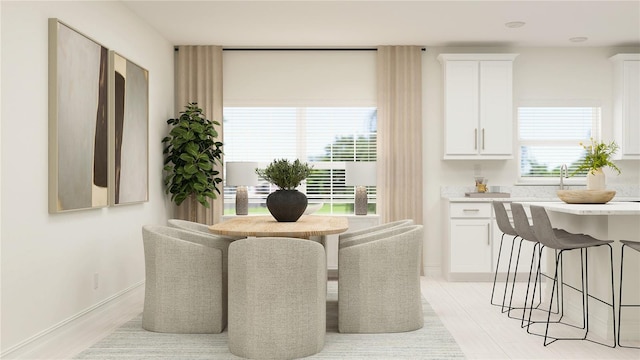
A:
[
  {"left": 569, "top": 37, "right": 588, "bottom": 43},
  {"left": 505, "top": 21, "right": 526, "bottom": 28}
]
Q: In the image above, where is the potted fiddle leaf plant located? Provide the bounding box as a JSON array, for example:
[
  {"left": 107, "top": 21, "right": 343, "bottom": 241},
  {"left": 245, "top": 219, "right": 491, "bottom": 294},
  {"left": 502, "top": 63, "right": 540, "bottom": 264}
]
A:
[
  {"left": 256, "top": 159, "right": 313, "bottom": 222},
  {"left": 162, "top": 102, "right": 223, "bottom": 221}
]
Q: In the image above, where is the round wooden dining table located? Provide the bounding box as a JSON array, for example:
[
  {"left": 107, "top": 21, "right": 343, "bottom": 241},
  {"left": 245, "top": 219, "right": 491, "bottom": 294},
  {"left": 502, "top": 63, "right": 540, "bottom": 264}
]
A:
[{"left": 208, "top": 215, "right": 349, "bottom": 240}]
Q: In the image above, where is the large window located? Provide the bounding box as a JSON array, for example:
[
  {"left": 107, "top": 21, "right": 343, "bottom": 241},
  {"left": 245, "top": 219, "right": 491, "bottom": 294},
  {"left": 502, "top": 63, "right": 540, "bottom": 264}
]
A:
[
  {"left": 518, "top": 106, "right": 601, "bottom": 179},
  {"left": 223, "top": 106, "right": 377, "bottom": 214}
]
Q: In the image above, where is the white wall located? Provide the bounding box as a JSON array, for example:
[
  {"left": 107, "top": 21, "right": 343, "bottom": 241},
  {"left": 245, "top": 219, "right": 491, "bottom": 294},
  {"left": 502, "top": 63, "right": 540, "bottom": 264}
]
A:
[
  {"left": 223, "top": 50, "right": 376, "bottom": 107},
  {"left": 1, "top": 1, "right": 174, "bottom": 353},
  {"left": 422, "top": 46, "right": 640, "bottom": 275}
]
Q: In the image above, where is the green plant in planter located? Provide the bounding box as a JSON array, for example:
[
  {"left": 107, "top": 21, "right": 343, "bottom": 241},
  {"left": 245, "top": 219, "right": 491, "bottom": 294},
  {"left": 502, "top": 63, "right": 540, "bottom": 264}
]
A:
[
  {"left": 162, "top": 103, "right": 223, "bottom": 219},
  {"left": 255, "top": 159, "right": 313, "bottom": 190},
  {"left": 256, "top": 159, "right": 313, "bottom": 222},
  {"left": 572, "top": 138, "right": 621, "bottom": 176}
]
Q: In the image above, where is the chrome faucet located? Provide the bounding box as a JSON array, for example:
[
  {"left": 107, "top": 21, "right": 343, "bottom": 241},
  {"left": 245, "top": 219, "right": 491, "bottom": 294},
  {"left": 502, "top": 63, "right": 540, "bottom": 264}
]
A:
[{"left": 559, "top": 164, "right": 568, "bottom": 190}]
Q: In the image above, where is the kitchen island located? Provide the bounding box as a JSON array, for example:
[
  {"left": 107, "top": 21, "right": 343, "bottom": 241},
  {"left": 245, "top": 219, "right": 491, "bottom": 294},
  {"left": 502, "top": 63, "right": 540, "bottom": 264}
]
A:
[{"left": 518, "top": 201, "right": 640, "bottom": 343}]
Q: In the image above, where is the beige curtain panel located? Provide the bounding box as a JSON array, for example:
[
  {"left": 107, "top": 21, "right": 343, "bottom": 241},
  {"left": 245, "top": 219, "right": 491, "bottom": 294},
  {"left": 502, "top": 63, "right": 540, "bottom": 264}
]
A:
[
  {"left": 174, "top": 45, "right": 225, "bottom": 224},
  {"left": 376, "top": 46, "right": 423, "bottom": 225}
]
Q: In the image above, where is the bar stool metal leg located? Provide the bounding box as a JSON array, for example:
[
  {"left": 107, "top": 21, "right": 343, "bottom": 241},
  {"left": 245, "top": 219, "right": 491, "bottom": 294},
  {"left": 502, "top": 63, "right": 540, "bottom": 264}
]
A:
[
  {"left": 516, "top": 244, "right": 561, "bottom": 328},
  {"left": 491, "top": 232, "right": 512, "bottom": 307},
  {"left": 524, "top": 205, "right": 617, "bottom": 348},
  {"left": 525, "top": 244, "right": 616, "bottom": 348},
  {"left": 618, "top": 242, "right": 640, "bottom": 349}
]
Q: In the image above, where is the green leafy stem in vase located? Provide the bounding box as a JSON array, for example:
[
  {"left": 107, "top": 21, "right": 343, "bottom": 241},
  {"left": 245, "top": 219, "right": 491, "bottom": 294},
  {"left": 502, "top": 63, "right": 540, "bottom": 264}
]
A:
[{"left": 572, "top": 138, "right": 621, "bottom": 176}]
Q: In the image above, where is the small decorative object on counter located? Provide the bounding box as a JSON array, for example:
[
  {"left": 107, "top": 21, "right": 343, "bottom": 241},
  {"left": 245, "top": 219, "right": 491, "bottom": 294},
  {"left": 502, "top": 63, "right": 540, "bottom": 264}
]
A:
[
  {"left": 475, "top": 177, "right": 488, "bottom": 193},
  {"left": 572, "top": 139, "right": 621, "bottom": 190}
]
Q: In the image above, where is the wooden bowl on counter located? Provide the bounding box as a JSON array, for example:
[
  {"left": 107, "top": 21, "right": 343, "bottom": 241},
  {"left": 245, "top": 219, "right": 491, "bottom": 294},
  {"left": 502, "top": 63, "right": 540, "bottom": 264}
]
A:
[{"left": 557, "top": 190, "right": 616, "bottom": 204}]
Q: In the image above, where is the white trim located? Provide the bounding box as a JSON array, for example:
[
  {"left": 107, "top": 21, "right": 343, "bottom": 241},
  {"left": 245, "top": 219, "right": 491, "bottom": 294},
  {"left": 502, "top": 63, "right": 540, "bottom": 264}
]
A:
[
  {"left": 424, "top": 265, "right": 441, "bottom": 277},
  {"left": 517, "top": 98, "right": 603, "bottom": 107},
  {"left": 437, "top": 53, "right": 519, "bottom": 62},
  {"left": 515, "top": 178, "right": 586, "bottom": 186},
  {"left": 2, "top": 281, "right": 144, "bottom": 359}
]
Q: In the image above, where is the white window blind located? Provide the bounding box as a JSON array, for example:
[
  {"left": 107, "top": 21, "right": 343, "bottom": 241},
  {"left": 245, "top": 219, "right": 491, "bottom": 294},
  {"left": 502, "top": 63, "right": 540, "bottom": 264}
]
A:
[
  {"left": 223, "top": 107, "right": 377, "bottom": 214},
  {"left": 222, "top": 50, "right": 377, "bottom": 215},
  {"left": 518, "top": 107, "right": 601, "bottom": 178}
]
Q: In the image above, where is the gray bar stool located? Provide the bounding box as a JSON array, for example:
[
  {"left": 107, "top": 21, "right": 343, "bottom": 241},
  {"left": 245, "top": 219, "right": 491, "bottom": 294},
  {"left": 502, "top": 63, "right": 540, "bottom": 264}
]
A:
[
  {"left": 528, "top": 205, "right": 616, "bottom": 347},
  {"left": 510, "top": 203, "right": 562, "bottom": 327},
  {"left": 491, "top": 201, "right": 530, "bottom": 313},
  {"left": 618, "top": 240, "right": 640, "bottom": 348}
]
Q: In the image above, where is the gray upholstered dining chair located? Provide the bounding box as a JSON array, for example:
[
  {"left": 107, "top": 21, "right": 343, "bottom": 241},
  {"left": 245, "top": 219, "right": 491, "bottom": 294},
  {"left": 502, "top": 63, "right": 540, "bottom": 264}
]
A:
[
  {"left": 338, "top": 225, "right": 424, "bottom": 333},
  {"left": 338, "top": 219, "right": 414, "bottom": 244},
  {"left": 167, "top": 218, "right": 243, "bottom": 240},
  {"left": 228, "top": 237, "right": 326, "bottom": 359},
  {"left": 141, "top": 225, "right": 232, "bottom": 333}
]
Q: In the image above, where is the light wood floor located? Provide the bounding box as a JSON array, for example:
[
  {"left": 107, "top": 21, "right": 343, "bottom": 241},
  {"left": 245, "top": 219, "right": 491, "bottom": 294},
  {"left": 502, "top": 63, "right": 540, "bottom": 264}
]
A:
[
  {"left": 423, "top": 276, "right": 640, "bottom": 359},
  {"left": 12, "top": 277, "right": 640, "bottom": 359}
]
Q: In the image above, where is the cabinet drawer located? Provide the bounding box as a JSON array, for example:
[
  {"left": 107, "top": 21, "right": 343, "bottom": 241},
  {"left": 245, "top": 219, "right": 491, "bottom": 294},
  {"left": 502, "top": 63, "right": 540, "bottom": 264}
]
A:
[{"left": 450, "top": 203, "right": 491, "bottom": 218}]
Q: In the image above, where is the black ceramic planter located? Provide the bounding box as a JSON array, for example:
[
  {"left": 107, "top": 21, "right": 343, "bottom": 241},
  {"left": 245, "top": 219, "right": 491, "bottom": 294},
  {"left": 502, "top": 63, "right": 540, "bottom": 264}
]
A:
[{"left": 266, "top": 190, "right": 308, "bottom": 222}]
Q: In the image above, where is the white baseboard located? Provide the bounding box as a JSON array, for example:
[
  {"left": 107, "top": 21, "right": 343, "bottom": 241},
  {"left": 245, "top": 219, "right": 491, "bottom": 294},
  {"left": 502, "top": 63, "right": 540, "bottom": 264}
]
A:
[
  {"left": 423, "top": 266, "right": 441, "bottom": 277},
  {"left": 2, "top": 281, "right": 144, "bottom": 359}
]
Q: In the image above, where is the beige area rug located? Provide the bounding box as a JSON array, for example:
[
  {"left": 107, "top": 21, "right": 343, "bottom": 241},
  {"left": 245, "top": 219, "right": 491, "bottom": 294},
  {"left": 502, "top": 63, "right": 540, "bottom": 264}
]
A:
[{"left": 76, "top": 282, "right": 465, "bottom": 359}]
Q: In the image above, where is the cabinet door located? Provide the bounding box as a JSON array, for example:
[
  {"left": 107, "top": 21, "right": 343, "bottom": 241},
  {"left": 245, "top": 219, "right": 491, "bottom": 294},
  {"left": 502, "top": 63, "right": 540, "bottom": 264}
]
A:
[
  {"left": 450, "top": 219, "right": 491, "bottom": 273},
  {"left": 444, "top": 61, "right": 479, "bottom": 155},
  {"left": 479, "top": 61, "right": 513, "bottom": 156},
  {"left": 622, "top": 61, "right": 640, "bottom": 156}
]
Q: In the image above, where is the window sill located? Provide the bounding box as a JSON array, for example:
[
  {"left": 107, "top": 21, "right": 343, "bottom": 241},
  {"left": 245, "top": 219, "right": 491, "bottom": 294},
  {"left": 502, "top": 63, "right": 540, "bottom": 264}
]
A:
[{"left": 515, "top": 178, "right": 586, "bottom": 187}]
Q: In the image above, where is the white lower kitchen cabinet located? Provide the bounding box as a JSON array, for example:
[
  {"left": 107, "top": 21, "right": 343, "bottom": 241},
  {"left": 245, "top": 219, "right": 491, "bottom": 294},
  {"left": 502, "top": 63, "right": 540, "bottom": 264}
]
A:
[
  {"left": 447, "top": 202, "right": 492, "bottom": 280},
  {"left": 447, "top": 200, "right": 535, "bottom": 281},
  {"left": 450, "top": 219, "right": 492, "bottom": 273}
]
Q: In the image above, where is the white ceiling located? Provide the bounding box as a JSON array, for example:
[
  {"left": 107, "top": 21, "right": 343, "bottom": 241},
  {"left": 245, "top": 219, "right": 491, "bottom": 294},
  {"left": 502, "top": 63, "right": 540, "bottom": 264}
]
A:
[{"left": 122, "top": 0, "right": 640, "bottom": 48}]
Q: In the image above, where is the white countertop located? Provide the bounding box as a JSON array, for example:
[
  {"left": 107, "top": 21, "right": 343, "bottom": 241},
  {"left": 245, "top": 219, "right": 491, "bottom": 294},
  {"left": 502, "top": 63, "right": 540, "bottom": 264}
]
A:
[
  {"left": 516, "top": 201, "right": 640, "bottom": 215},
  {"left": 447, "top": 196, "right": 640, "bottom": 203},
  {"left": 447, "top": 197, "right": 556, "bottom": 202}
]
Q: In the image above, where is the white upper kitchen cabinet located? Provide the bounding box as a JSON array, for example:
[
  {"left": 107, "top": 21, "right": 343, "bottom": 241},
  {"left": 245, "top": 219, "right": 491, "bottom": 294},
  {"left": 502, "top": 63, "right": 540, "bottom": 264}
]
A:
[
  {"left": 610, "top": 54, "right": 640, "bottom": 160},
  {"left": 438, "top": 54, "right": 518, "bottom": 160}
]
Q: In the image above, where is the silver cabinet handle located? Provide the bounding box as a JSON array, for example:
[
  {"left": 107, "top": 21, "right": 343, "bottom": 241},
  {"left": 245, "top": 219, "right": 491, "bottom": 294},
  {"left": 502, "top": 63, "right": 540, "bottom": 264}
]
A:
[
  {"left": 463, "top": 209, "right": 480, "bottom": 212},
  {"left": 474, "top": 128, "right": 478, "bottom": 150},
  {"left": 482, "top": 128, "right": 485, "bottom": 150},
  {"left": 487, "top": 224, "right": 490, "bottom": 245}
]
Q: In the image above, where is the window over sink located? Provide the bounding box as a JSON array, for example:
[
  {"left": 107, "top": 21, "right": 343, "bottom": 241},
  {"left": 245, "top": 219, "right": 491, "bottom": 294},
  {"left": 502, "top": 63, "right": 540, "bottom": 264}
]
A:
[{"left": 518, "top": 106, "right": 601, "bottom": 180}]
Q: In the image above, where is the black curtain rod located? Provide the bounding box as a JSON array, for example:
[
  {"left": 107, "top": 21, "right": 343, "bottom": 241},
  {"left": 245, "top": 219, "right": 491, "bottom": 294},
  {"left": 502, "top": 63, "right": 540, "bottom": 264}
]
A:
[
  {"left": 174, "top": 47, "right": 426, "bottom": 52},
  {"left": 223, "top": 48, "right": 377, "bottom": 51}
]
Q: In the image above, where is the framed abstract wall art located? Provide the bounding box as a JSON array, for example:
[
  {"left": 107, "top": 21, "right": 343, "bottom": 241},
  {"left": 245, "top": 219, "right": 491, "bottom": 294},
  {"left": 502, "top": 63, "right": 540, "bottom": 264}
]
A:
[
  {"left": 48, "top": 19, "right": 109, "bottom": 213},
  {"left": 109, "top": 52, "right": 149, "bottom": 206}
]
